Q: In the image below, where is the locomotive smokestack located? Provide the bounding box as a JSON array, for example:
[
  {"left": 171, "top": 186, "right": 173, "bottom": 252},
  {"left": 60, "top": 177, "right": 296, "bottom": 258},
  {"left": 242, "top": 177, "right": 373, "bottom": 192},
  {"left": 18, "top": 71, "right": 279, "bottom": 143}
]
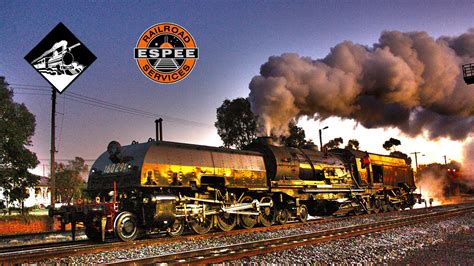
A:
[
  {"left": 155, "top": 118, "right": 163, "bottom": 141},
  {"left": 107, "top": 141, "right": 123, "bottom": 163},
  {"left": 257, "top": 136, "right": 273, "bottom": 145}
]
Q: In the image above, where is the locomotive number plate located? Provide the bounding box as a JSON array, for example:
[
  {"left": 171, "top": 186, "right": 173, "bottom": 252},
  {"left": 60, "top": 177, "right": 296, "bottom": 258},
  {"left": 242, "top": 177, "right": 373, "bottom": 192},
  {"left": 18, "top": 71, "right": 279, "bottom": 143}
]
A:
[{"left": 104, "top": 163, "right": 131, "bottom": 174}]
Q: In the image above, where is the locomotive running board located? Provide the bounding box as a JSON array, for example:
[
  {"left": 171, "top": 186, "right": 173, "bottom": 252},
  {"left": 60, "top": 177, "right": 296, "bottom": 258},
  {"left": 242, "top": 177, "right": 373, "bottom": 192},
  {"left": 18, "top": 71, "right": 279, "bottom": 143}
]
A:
[{"left": 302, "top": 188, "right": 365, "bottom": 193}]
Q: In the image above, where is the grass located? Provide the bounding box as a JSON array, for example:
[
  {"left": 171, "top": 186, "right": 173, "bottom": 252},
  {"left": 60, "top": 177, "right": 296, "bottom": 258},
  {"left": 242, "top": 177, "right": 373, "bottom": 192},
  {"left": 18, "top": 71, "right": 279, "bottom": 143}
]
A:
[{"left": 0, "top": 208, "right": 49, "bottom": 221}]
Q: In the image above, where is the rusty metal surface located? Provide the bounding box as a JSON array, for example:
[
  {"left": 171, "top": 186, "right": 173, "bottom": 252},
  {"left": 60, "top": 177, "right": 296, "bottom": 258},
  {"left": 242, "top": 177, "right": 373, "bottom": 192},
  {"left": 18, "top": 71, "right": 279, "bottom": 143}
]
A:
[
  {"left": 88, "top": 140, "right": 268, "bottom": 192},
  {"left": 142, "top": 141, "right": 267, "bottom": 189},
  {"left": 330, "top": 148, "right": 416, "bottom": 189}
]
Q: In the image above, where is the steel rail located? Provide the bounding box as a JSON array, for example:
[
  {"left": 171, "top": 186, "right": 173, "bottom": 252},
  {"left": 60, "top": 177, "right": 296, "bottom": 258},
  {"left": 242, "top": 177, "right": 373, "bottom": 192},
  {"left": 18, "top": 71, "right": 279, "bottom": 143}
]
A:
[
  {"left": 111, "top": 206, "right": 474, "bottom": 265},
  {"left": 0, "top": 239, "right": 90, "bottom": 256}
]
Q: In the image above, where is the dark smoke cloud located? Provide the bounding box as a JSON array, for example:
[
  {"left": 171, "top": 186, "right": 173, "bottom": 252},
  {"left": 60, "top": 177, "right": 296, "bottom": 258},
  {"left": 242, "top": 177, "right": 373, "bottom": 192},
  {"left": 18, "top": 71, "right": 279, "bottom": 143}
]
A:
[{"left": 249, "top": 29, "right": 474, "bottom": 139}]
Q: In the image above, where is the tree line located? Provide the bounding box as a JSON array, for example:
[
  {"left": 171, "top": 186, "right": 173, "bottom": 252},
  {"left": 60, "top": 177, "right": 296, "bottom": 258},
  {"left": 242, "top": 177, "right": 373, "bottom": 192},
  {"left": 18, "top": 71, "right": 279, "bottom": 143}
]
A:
[{"left": 0, "top": 77, "right": 86, "bottom": 214}]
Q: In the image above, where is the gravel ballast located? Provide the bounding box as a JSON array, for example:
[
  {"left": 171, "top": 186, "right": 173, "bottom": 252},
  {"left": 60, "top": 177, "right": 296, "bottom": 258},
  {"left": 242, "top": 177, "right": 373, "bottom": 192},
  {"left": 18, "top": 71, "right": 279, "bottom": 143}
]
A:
[{"left": 238, "top": 211, "right": 474, "bottom": 264}]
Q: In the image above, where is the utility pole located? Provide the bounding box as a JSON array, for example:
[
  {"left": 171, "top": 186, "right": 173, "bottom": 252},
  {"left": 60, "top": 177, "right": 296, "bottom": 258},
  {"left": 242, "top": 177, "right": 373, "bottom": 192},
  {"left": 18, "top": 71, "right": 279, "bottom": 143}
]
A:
[
  {"left": 410, "top": 151, "right": 423, "bottom": 171},
  {"left": 443, "top": 155, "right": 447, "bottom": 165},
  {"left": 319, "top": 126, "right": 328, "bottom": 152},
  {"left": 50, "top": 88, "right": 56, "bottom": 207}
]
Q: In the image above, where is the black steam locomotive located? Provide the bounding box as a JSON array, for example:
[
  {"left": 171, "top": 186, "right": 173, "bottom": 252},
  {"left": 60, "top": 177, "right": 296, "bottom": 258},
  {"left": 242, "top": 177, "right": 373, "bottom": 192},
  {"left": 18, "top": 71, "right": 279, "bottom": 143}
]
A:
[{"left": 51, "top": 136, "right": 420, "bottom": 242}]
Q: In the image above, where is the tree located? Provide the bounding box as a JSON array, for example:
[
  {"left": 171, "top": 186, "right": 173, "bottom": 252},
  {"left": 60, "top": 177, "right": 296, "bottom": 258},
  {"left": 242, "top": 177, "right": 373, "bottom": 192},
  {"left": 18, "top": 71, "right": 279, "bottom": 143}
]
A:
[
  {"left": 215, "top": 98, "right": 258, "bottom": 149},
  {"left": 383, "top": 138, "right": 401, "bottom": 151},
  {"left": 0, "top": 77, "right": 39, "bottom": 212},
  {"left": 390, "top": 151, "right": 412, "bottom": 165},
  {"left": 54, "top": 157, "right": 88, "bottom": 203},
  {"left": 279, "top": 121, "right": 307, "bottom": 147},
  {"left": 215, "top": 98, "right": 309, "bottom": 149},
  {"left": 345, "top": 139, "right": 360, "bottom": 150},
  {"left": 324, "top": 137, "right": 343, "bottom": 150},
  {"left": 381, "top": 138, "right": 410, "bottom": 165}
]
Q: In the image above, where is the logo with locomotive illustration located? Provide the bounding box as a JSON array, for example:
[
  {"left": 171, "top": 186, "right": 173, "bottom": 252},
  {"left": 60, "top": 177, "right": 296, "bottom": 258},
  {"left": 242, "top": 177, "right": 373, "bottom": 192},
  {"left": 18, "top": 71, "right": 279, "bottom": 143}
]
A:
[
  {"left": 134, "top": 23, "right": 199, "bottom": 84},
  {"left": 25, "top": 22, "right": 96, "bottom": 93}
]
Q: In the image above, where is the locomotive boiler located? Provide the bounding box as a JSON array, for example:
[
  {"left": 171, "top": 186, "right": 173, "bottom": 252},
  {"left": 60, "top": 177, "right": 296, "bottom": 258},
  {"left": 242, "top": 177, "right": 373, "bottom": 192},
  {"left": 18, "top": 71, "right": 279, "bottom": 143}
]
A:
[{"left": 50, "top": 135, "right": 420, "bottom": 242}]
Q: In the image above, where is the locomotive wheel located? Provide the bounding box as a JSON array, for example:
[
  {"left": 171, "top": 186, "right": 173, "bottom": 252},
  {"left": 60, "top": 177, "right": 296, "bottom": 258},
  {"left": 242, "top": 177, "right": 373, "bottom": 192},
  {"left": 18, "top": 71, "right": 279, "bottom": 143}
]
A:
[
  {"left": 217, "top": 212, "right": 237, "bottom": 231},
  {"left": 298, "top": 204, "right": 309, "bottom": 222},
  {"left": 167, "top": 219, "right": 185, "bottom": 237},
  {"left": 114, "top": 211, "right": 139, "bottom": 242},
  {"left": 276, "top": 209, "right": 290, "bottom": 225},
  {"left": 259, "top": 196, "right": 275, "bottom": 227},
  {"left": 190, "top": 215, "right": 214, "bottom": 235},
  {"left": 239, "top": 195, "right": 258, "bottom": 229}
]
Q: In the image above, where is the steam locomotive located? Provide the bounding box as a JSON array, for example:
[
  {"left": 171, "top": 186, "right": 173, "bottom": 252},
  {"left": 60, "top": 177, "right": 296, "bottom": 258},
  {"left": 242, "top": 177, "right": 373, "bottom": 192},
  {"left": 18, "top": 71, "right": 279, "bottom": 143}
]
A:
[
  {"left": 32, "top": 41, "right": 83, "bottom": 75},
  {"left": 51, "top": 135, "right": 420, "bottom": 242}
]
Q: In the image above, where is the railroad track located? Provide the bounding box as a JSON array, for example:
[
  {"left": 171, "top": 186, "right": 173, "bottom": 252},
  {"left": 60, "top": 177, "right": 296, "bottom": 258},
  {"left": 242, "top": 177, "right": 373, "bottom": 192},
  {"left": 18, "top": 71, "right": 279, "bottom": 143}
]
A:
[
  {"left": 111, "top": 205, "right": 474, "bottom": 265},
  {"left": 0, "top": 203, "right": 471, "bottom": 264},
  {"left": 0, "top": 239, "right": 92, "bottom": 256}
]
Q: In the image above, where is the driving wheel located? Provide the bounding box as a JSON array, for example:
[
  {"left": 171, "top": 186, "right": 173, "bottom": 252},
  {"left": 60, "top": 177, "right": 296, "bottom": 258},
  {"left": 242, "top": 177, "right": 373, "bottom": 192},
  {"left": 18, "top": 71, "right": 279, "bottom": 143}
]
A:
[
  {"left": 167, "top": 219, "right": 185, "bottom": 237},
  {"left": 259, "top": 196, "right": 275, "bottom": 227},
  {"left": 217, "top": 211, "right": 237, "bottom": 231},
  {"left": 239, "top": 195, "right": 258, "bottom": 229},
  {"left": 189, "top": 215, "right": 214, "bottom": 234}
]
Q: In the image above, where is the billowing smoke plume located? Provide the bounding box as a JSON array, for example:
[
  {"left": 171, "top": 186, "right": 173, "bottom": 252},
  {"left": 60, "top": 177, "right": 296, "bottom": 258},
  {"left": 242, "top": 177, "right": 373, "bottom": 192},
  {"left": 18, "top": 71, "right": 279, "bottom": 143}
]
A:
[
  {"left": 416, "top": 170, "right": 450, "bottom": 205},
  {"left": 249, "top": 29, "right": 474, "bottom": 139},
  {"left": 462, "top": 138, "right": 474, "bottom": 187}
]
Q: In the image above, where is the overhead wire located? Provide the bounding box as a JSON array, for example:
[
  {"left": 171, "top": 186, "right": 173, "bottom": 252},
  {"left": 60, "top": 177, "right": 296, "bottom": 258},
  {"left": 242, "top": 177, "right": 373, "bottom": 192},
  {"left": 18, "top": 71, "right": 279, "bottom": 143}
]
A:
[{"left": 9, "top": 84, "right": 214, "bottom": 129}]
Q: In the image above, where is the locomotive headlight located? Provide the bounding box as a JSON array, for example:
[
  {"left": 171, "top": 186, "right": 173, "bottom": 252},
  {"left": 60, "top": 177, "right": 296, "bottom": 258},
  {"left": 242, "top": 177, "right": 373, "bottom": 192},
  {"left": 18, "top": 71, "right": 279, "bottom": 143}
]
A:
[{"left": 143, "top": 197, "right": 149, "bottom": 204}]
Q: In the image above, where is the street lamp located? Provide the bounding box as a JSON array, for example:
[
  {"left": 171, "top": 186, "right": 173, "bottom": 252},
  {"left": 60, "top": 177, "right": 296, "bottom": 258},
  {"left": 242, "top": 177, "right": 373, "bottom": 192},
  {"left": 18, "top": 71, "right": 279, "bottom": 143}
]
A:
[{"left": 319, "top": 126, "right": 329, "bottom": 152}]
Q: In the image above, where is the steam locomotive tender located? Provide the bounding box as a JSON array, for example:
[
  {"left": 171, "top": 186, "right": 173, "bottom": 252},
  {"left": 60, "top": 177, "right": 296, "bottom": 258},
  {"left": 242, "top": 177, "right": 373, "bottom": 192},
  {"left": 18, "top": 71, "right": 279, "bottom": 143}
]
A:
[{"left": 51, "top": 137, "right": 420, "bottom": 242}]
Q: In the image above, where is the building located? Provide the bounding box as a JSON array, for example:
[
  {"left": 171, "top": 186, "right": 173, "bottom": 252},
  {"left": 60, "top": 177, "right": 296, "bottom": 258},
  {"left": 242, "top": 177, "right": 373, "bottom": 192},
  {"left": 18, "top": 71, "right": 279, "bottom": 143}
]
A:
[{"left": 0, "top": 176, "right": 51, "bottom": 209}]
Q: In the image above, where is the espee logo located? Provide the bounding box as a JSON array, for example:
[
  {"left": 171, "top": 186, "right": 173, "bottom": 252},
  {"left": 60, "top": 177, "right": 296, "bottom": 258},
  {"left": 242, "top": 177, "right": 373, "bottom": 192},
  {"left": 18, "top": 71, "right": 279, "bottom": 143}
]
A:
[{"left": 134, "top": 23, "right": 198, "bottom": 84}]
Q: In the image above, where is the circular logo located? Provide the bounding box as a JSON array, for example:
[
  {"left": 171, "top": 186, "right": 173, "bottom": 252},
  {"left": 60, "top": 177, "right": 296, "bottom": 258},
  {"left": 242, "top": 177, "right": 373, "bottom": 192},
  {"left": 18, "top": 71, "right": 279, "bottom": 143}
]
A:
[{"left": 134, "top": 23, "right": 199, "bottom": 84}]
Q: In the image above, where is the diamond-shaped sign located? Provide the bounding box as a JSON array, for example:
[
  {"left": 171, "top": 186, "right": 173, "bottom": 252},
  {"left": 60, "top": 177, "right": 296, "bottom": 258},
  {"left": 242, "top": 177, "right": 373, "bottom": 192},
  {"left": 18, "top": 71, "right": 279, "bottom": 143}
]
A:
[{"left": 25, "top": 23, "right": 96, "bottom": 93}]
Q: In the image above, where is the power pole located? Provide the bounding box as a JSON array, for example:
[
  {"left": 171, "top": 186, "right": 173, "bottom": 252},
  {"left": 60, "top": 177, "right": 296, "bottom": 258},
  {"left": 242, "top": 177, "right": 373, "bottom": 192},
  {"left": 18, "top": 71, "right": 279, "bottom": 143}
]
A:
[
  {"left": 319, "top": 126, "right": 328, "bottom": 152},
  {"left": 410, "top": 151, "right": 422, "bottom": 171},
  {"left": 443, "top": 155, "right": 447, "bottom": 165},
  {"left": 50, "top": 88, "right": 56, "bottom": 207}
]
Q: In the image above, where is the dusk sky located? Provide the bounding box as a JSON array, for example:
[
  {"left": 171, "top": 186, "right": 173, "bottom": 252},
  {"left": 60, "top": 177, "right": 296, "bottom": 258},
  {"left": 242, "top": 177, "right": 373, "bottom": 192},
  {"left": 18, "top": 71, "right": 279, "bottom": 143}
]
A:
[{"left": 1, "top": 1, "right": 473, "bottom": 176}]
